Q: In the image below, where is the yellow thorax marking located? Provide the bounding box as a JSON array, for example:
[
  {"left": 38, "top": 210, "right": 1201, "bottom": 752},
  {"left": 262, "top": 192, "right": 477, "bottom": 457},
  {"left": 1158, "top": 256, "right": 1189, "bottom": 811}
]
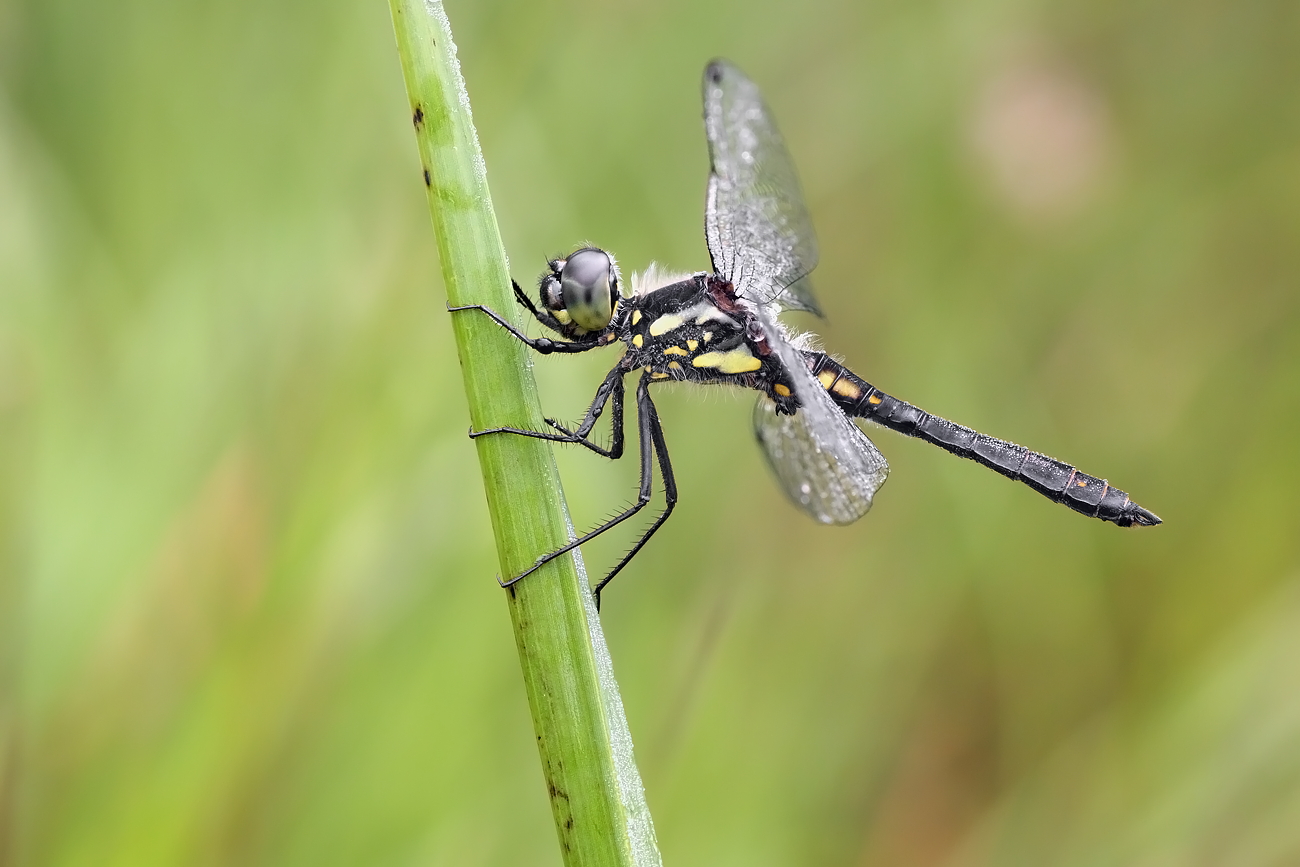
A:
[
  {"left": 773, "top": 383, "right": 792, "bottom": 397},
  {"left": 667, "top": 361, "right": 683, "bottom": 371},
  {"left": 650, "top": 371, "right": 669, "bottom": 380},
  {"left": 631, "top": 310, "right": 642, "bottom": 325},
  {"left": 672, "top": 301, "right": 737, "bottom": 327},
  {"left": 701, "top": 331, "right": 712, "bottom": 342},
  {"left": 686, "top": 339, "right": 699, "bottom": 351},
  {"left": 554, "top": 309, "right": 572, "bottom": 325},
  {"left": 692, "top": 348, "right": 762, "bottom": 374},
  {"left": 694, "top": 308, "right": 734, "bottom": 326},
  {"left": 631, "top": 334, "right": 644, "bottom": 348},
  {"left": 663, "top": 345, "right": 688, "bottom": 356},
  {"left": 648, "top": 314, "right": 684, "bottom": 337}
]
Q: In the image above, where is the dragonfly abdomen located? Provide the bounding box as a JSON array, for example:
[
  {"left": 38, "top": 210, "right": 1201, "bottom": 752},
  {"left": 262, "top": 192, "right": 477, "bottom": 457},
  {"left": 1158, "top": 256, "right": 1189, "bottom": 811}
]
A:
[{"left": 803, "top": 353, "right": 1161, "bottom": 527}]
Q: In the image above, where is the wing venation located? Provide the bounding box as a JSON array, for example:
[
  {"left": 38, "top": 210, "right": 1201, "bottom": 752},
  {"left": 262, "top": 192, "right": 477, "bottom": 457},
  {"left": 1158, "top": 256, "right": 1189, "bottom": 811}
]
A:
[{"left": 703, "top": 60, "right": 822, "bottom": 315}]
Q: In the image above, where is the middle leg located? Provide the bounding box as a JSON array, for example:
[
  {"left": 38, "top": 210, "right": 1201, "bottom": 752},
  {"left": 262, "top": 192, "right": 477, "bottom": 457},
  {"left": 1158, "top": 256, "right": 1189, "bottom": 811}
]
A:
[
  {"left": 471, "top": 363, "right": 627, "bottom": 458},
  {"left": 498, "top": 372, "right": 666, "bottom": 596},
  {"left": 592, "top": 377, "right": 677, "bottom": 609}
]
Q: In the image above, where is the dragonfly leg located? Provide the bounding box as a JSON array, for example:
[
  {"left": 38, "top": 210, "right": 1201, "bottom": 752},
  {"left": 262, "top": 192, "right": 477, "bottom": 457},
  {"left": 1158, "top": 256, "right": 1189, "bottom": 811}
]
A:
[
  {"left": 470, "top": 364, "right": 626, "bottom": 458},
  {"left": 540, "top": 367, "right": 626, "bottom": 459},
  {"left": 447, "top": 297, "right": 603, "bottom": 355},
  {"left": 592, "top": 375, "right": 676, "bottom": 610},
  {"left": 499, "top": 373, "right": 665, "bottom": 597}
]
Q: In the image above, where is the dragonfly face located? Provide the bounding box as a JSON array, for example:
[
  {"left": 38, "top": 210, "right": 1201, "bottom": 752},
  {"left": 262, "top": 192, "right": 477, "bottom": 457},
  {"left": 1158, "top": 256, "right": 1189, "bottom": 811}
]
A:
[
  {"left": 451, "top": 60, "right": 1160, "bottom": 609},
  {"left": 538, "top": 247, "right": 623, "bottom": 337}
]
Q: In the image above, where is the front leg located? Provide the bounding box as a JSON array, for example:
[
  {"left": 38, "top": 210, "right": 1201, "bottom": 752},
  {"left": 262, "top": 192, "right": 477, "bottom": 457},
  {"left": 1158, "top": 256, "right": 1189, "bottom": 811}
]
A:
[{"left": 448, "top": 301, "right": 605, "bottom": 355}]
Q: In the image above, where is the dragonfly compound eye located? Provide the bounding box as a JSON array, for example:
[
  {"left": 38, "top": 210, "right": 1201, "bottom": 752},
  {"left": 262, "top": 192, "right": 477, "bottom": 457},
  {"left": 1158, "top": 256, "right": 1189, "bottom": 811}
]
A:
[{"left": 560, "top": 248, "right": 616, "bottom": 331}]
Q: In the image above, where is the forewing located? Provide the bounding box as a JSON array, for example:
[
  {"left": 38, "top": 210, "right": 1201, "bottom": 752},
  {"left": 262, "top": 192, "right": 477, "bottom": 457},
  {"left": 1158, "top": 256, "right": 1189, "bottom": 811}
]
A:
[
  {"left": 751, "top": 311, "right": 889, "bottom": 524},
  {"left": 703, "top": 60, "right": 886, "bottom": 522},
  {"left": 702, "top": 60, "right": 822, "bottom": 316}
]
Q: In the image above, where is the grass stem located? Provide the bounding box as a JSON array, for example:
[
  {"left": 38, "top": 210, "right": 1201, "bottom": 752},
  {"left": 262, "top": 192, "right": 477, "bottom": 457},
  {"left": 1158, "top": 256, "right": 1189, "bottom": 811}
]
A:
[{"left": 386, "top": 3, "right": 661, "bottom": 863}]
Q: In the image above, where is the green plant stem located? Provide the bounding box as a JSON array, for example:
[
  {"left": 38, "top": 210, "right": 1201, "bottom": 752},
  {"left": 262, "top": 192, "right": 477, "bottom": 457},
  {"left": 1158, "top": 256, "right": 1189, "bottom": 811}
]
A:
[{"left": 386, "top": 3, "right": 660, "bottom": 864}]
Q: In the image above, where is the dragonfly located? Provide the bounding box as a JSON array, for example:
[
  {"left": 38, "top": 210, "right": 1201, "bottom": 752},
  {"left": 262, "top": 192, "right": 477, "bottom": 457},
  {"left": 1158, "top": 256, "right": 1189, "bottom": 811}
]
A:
[{"left": 451, "top": 59, "right": 1161, "bottom": 608}]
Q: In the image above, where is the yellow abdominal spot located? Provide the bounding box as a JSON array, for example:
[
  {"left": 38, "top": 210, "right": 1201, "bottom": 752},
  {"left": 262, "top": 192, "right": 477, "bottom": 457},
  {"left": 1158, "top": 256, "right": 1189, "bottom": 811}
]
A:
[
  {"left": 867, "top": 394, "right": 882, "bottom": 405},
  {"left": 832, "top": 379, "right": 862, "bottom": 400},
  {"left": 773, "top": 383, "right": 791, "bottom": 397},
  {"left": 648, "top": 314, "right": 683, "bottom": 336},
  {"left": 686, "top": 339, "right": 699, "bottom": 351},
  {"left": 651, "top": 371, "right": 670, "bottom": 380},
  {"left": 663, "top": 345, "right": 688, "bottom": 356},
  {"left": 692, "top": 349, "right": 762, "bottom": 374},
  {"left": 1077, "top": 479, "right": 1088, "bottom": 487},
  {"left": 817, "top": 370, "right": 836, "bottom": 389},
  {"left": 631, "top": 334, "right": 643, "bottom": 348}
]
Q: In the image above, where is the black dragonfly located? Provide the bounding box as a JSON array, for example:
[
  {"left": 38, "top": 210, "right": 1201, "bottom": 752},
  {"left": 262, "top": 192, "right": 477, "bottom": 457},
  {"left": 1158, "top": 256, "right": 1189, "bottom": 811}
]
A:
[{"left": 452, "top": 60, "right": 1160, "bottom": 608}]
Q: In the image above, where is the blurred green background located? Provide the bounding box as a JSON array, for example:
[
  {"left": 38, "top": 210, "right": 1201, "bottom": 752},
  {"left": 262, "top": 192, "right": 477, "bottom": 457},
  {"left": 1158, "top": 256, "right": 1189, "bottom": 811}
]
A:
[{"left": 3, "top": 0, "right": 1298, "bottom": 864}]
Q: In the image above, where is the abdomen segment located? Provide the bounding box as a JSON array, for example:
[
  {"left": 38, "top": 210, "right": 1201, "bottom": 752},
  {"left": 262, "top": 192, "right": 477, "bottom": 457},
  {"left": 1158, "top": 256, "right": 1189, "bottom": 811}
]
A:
[{"left": 804, "top": 353, "right": 1161, "bottom": 527}]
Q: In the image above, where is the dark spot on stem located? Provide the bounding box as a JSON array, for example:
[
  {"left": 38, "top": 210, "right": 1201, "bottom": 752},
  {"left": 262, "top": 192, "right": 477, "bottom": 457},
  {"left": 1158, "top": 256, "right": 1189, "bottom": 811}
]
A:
[
  {"left": 412, "top": 104, "right": 424, "bottom": 129},
  {"left": 548, "top": 782, "right": 570, "bottom": 801},
  {"left": 422, "top": 168, "right": 431, "bottom": 187}
]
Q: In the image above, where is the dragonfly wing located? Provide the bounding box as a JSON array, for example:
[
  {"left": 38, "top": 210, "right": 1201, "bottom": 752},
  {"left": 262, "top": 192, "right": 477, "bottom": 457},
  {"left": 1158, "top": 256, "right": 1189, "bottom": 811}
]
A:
[
  {"left": 702, "top": 59, "right": 822, "bottom": 316},
  {"left": 751, "top": 310, "right": 889, "bottom": 524},
  {"left": 704, "top": 59, "right": 886, "bottom": 522}
]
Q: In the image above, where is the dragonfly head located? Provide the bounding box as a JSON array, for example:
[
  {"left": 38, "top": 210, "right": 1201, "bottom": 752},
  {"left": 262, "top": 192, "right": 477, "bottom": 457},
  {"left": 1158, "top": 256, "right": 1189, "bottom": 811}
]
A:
[{"left": 540, "top": 247, "right": 621, "bottom": 335}]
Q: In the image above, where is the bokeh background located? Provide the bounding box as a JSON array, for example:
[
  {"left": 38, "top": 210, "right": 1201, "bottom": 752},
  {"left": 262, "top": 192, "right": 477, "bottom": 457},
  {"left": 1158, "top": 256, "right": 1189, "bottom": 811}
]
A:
[{"left": 3, "top": 0, "right": 1298, "bottom": 864}]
